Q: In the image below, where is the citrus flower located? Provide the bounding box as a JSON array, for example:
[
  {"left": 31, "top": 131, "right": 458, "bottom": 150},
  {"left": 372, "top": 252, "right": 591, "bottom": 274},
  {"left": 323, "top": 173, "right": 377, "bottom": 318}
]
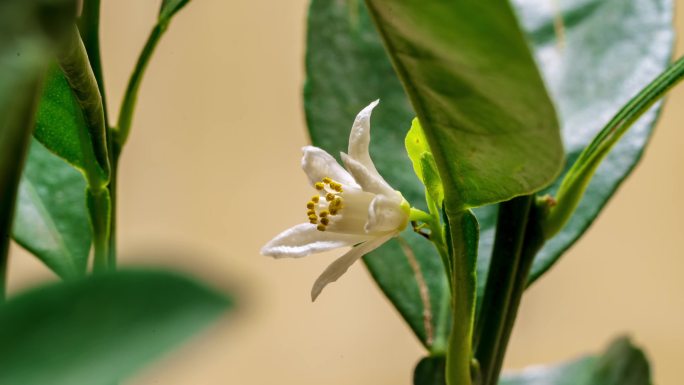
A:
[{"left": 261, "top": 100, "right": 411, "bottom": 301}]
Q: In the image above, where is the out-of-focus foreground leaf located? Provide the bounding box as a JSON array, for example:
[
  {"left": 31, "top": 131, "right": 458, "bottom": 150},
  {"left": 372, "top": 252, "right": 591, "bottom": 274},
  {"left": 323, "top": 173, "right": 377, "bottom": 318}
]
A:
[
  {"left": 13, "top": 139, "right": 91, "bottom": 279},
  {"left": 0, "top": 0, "right": 78, "bottom": 295},
  {"left": 0, "top": 270, "right": 232, "bottom": 385}
]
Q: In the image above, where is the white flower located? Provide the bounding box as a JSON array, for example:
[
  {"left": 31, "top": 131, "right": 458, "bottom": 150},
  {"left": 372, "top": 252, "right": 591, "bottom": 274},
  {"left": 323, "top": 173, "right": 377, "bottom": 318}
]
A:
[{"left": 261, "top": 100, "right": 410, "bottom": 301}]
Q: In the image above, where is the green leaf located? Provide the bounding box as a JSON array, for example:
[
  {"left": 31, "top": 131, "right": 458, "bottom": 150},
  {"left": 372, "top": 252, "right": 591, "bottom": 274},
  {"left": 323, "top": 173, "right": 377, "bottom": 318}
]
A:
[
  {"left": 508, "top": 0, "right": 674, "bottom": 287},
  {"left": 413, "top": 355, "right": 446, "bottom": 385},
  {"left": 500, "top": 337, "right": 651, "bottom": 385},
  {"left": 305, "top": 0, "right": 449, "bottom": 349},
  {"left": 365, "top": 0, "right": 564, "bottom": 209},
  {"left": 0, "top": 269, "right": 232, "bottom": 385},
  {"left": 0, "top": 0, "right": 78, "bottom": 298},
  {"left": 405, "top": 118, "right": 443, "bottom": 209},
  {"left": 13, "top": 139, "right": 91, "bottom": 279},
  {"left": 159, "top": 0, "right": 192, "bottom": 23},
  {"left": 33, "top": 65, "right": 90, "bottom": 173}
]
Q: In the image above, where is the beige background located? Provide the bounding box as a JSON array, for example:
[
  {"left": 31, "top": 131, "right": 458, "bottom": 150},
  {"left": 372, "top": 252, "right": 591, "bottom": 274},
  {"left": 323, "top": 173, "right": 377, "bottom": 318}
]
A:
[{"left": 6, "top": 1, "right": 684, "bottom": 384}]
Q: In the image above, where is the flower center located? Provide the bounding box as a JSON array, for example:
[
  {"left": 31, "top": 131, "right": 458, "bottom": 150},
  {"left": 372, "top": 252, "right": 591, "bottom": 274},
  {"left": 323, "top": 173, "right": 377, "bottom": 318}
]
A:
[{"left": 306, "top": 176, "right": 344, "bottom": 232}]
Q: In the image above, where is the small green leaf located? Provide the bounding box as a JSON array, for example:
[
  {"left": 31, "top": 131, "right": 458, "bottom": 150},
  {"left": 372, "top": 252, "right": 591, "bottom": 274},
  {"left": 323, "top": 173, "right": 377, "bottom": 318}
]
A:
[
  {"left": 0, "top": 270, "right": 232, "bottom": 385},
  {"left": 365, "top": 0, "right": 564, "bottom": 210},
  {"left": 34, "top": 65, "right": 89, "bottom": 172},
  {"left": 13, "top": 139, "right": 91, "bottom": 279},
  {"left": 159, "top": 0, "right": 192, "bottom": 23},
  {"left": 501, "top": 337, "right": 651, "bottom": 385},
  {"left": 405, "top": 118, "right": 443, "bottom": 208}
]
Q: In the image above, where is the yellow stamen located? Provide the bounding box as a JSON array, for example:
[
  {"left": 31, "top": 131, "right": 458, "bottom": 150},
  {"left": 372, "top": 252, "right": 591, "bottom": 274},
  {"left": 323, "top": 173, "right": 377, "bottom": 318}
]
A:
[
  {"left": 329, "top": 209, "right": 338, "bottom": 215},
  {"left": 320, "top": 217, "right": 329, "bottom": 225},
  {"left": 307, "top": 210, "right": 316, "bottom": 216},
  {"left": 317, "top": 224, "right": 326, "bottom": 231},
  {"left": 308, "top": 214, "right": 318, "bottom": 221},
  {"left": 306, "top": 202, "right": 315, "bottom": 209},
  {"left": 319, "top": 210, "right": 329, "bottom": 217},
  {"left": 326, "top": 193, "right": 335, "bottom": 201},
  {"left": 311, "top": 196, "right": 320, "bottom": 203},
  {"left": 315, "top": 182, "right": 325, "bottom": 190},
  {"left": 322, "top": 177, "right": 332, "bottom": 184}
]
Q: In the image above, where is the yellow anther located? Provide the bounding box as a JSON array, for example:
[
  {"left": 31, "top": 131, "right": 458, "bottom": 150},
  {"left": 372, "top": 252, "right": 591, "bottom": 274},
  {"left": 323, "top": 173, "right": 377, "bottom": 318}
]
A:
[
  {"left": 319, "top": 210, "right": 329, "bottom": 217},
  {"left": 306, "top": 201, "right": 315, "bottom": 209},
  {"left": 309, "top": 219, "right": 318, "bottom": 224},
  {"left": 333, "top": 185, "right": 343, "bottom": 192},
  {"left": 308, "top": 214, "right": 318, "bottom": 221},
  {"left": 311, "top": 196, "right": 320, "bottom": 203},
  {"left": 320, "top": 217, "right": 330, "bottom": 225},
  {"left": 322, "top": 177, "right": 332, "bottom": 184},
  {"left": 326, "top": 193, "right": 335, "bottom": 201},
  {"left": 307, "top": 210, "right": 316, "bottom": 216},
  {"left": 329, "top": 209, "right": 338, "bottom": 215},
  {"left": 314, "top": 182, "right": 325, "bottom": 190},
  {"left": 317, "top": 224, "right": 326, "bottom": 231}
]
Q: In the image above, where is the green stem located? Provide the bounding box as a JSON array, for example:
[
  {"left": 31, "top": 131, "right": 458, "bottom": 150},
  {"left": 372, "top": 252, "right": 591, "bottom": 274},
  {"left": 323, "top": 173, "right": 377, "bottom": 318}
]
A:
[
  {"left": 78, "top": 0, "right": 108, "bottom": 126},
  {"left": 107, "top": 143, "right": 121, "bottom": 270},
  {"left": 87, "top": 188, "right": 111, "bottom": 273},
  {"left": 115, "top": 22, "right": 168, "bottom": 147},
  {"left": 544, "top": 55, "right": 684, "bottom": 238},
  {"left": 445, "top": 209, "right": 478, "bottom": 385},
  {"left": 487, "top": 203, "right": 546, "bottom": 385},
  {"left": 474, "top": 195, "right": 533, "bottom": 385}
]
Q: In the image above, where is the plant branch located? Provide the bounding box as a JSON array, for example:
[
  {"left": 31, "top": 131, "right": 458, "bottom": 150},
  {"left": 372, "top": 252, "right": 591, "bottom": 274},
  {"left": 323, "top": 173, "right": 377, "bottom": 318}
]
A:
[
  {"left": 114, "top": 22, "right": 168, "bottom": 147},
  {"left": 445, "top": 209, "right": 478, "bottom": 385},
  {"left": 487, "top": 203, "right": 546, "bottom": 385},
  {"left": 474, "top": 195, "right": 533, "bottom": 385}
]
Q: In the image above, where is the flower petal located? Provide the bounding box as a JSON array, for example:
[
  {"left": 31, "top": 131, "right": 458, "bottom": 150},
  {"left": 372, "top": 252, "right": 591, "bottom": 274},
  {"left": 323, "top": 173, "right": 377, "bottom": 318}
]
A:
[
  {"left": 261, "top": 223, "right": 370, "bottom": 258},
  {"left": 341, "top": 153, "right": 395, "bottom": 197},
  {"left": 310, "top": 233, "right": 394, "bottom": 301},
  {"left": 347, "top": 100, "right": 381, "bottom": 175},
  {"left": 365, "top": 195, "right": 409, "bottom": 234},
  {"left": 301, "top": 146, "right": 358, "bottom": 188}
]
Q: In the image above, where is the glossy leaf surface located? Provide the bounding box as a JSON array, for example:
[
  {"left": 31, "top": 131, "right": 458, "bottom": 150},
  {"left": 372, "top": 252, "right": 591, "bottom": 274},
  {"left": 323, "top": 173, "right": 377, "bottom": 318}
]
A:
[
  {"left": 0, "top": 270, "right": 232, "bottom": 385},
  {"left": 13, "top": 139, "right": 91, "bottom": 279},
  {"left": 305, "top": 0, "right": 448, "bottom": 349},
  {"left": 501, "top": 337, "right": 651, "bottom": 385},
  {"left": 515, "top": 0, "right": 674, "bottom": 286},
  {"left": 365, "top": 0, "right": 564, "bottom": 209}
]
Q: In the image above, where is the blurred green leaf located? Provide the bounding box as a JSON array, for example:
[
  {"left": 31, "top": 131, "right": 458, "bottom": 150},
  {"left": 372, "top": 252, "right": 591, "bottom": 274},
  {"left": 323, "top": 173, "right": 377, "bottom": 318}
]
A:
[
  {"left": 413, "top": 355, "right": 446, "bottom": 385},
  {"left": 501, "top": 337, "right": 651, "bottom": 385},
  {"left": 515, "top": 0, "right": 675, "bottom": 286},
  {"left": 305, "top": 0, "right": 448, "bottom": 349},
  {"left": 0, "top": 269, "right": 232, "bottom": 385},
  {"left": 13, "top": 139, "right": 91, "bottom": 279},
  {"left": 33, "top": 65, "right": 90, "bottom": 173},
  {"left": 365, "top": 0, "right": 563, "bottom": 210},
  {"left": 159, "top": 0, "right": 192, "bottom": 23},
  {"left": 0, "top": 0, "right": 78, "bottom": 297}
]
